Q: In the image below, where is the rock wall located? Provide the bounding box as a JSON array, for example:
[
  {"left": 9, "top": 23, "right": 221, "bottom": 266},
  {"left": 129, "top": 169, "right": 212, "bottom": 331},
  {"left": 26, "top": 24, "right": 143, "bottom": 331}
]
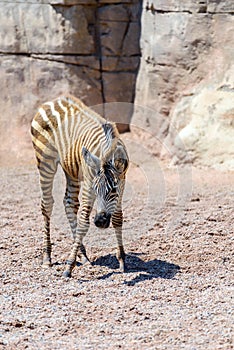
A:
[
  {"left": 1, "top": 0, "right": 233, "bottom": 169},
  {"left": 134, "top": 0, "right": 234, "bottom": 169},
  {"left": 0, "top": 0, "right": 141, "bottom": 165}
]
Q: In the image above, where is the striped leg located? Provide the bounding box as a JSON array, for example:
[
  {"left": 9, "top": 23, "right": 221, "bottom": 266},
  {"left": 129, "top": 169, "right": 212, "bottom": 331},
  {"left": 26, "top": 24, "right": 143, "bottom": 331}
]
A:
[
  {"left": 38, "top": 159, "right": 58, "bottom": 267},
  {"left": 112, "top": 208, "right": 126, "bottom": 272},
  {"left": 63, "top": 187, "right": 95, "bottom": 278},
  {"left": 63, "top": 173, "right": 80, "bottom": 240}
]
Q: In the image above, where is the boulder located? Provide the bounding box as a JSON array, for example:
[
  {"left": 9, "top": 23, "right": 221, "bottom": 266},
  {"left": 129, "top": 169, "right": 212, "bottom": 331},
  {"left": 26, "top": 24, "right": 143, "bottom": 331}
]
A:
[{"left": 164, "top": 66, "right": 234, "bottom": 170}]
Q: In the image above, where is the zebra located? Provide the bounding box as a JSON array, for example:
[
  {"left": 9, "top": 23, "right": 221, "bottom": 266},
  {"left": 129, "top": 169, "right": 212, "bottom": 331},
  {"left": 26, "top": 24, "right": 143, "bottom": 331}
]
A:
[{"left": 31, "top": 95, "right": 129, "bottom": 278}]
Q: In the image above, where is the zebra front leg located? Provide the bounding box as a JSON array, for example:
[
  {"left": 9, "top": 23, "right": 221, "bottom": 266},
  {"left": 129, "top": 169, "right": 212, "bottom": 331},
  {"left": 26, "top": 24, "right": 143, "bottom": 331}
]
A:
[
  {"left": 63, "top": 238, "right": 87, "bottom": 278},
  {"left": 63, "top": 174, "right": 80, "bottom": 240},
  {"left": 63, "top": 201, "right": 94, "bottom": 278},
  {"left": 112, "top": 210, "right": 126, "bottom": 272}
]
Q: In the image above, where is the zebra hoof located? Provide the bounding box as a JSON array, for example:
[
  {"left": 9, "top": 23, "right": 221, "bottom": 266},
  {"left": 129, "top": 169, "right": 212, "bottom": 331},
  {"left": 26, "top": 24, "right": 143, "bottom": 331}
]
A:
[
  {"left": 63, "top": 270, "right": 72, "bottom": 278},
  {"left": 82, "top": 257, "right": 91, "bottom": 266},
  {"left": 119, "top": 262, "right": 126, "bottom": 273},
  {"left": 42, "top": 260, "right": 52, "bottom": 268}
]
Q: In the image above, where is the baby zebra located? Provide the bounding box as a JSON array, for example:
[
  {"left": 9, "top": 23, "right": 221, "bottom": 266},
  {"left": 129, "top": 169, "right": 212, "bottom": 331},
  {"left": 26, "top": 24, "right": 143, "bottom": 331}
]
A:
[{"left": 31, "top": 95, "right": 129, "bottom": 278}]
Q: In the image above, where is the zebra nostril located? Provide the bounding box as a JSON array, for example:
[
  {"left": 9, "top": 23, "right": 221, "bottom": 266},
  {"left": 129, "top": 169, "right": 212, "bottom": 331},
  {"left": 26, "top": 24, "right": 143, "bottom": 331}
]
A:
[{"left": 94, "top": 213, "right": 111, "bottom": 228}]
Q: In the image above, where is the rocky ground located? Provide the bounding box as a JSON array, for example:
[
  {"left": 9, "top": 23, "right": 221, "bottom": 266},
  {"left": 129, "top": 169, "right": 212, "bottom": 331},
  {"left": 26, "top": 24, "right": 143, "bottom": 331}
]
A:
[{"left": 0, "top": 154, "right": 233, "bottom": 349}]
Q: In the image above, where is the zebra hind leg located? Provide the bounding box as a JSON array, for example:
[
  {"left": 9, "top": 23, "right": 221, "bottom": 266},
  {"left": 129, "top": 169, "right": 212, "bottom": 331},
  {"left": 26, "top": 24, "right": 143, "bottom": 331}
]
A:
[
  {"left": 38, "top": 159, "right": 58, "bottom": 267},
  {"left": 41, "top": 203, "right": 53, "bottom": 267}
]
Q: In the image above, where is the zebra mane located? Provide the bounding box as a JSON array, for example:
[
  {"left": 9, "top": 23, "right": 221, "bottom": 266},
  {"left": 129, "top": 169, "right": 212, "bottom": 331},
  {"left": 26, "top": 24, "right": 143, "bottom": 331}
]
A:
[{"left": 101, "top": 123, "right": 118, "bottom": 162}]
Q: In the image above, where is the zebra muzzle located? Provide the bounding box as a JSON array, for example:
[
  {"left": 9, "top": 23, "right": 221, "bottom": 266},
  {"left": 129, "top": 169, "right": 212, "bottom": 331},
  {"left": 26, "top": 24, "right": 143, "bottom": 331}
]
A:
[{"left": 94, "top": 212, "right": 111, "bottom": 229}]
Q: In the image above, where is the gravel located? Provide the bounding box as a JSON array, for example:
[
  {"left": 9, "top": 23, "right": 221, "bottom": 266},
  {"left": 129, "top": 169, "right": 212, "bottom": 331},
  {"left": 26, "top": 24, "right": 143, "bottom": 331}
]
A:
[{"left": 0, "top": 163, "right": 233, "bottom": 350}]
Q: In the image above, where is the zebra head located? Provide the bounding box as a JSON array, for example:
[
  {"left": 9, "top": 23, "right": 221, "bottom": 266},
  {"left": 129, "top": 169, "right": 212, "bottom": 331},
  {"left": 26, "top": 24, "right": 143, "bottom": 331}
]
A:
[{"left": 82, "top": 144, "right": 128, "bottom": 229}]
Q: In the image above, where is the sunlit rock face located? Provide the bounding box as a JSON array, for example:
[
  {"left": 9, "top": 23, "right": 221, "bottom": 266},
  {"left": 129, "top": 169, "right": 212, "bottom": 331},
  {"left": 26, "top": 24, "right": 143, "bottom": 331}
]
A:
[
  {"left": 134, "top": 0, "right": 234, "bottom": 169},
  {"left": 165, "top": 65, "right": 234, "bottom": 170}
]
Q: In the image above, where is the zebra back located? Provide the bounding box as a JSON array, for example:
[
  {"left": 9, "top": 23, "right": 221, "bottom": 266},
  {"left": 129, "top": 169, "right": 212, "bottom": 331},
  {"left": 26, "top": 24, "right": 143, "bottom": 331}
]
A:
[{"left": 31, "top": 95, "right": 125, "bottom": 180}]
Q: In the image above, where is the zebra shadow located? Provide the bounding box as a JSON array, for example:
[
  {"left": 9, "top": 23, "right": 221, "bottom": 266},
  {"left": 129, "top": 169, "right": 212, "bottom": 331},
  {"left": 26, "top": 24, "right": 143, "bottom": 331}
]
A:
[{"left": 92, "top": 253, "right": 180, "bottom": 286}]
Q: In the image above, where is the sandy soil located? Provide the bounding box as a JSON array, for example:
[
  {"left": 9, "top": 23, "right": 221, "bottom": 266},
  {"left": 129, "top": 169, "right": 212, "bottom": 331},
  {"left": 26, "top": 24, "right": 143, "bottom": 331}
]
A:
[{"left": 0, "top": 147, "right": 233, "bottom": 349}]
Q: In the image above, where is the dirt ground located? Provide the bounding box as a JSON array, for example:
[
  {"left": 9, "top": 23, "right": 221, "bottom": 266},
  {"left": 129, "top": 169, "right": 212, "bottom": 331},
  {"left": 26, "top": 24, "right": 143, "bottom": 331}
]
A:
[{"left": 0, "top": 138, "right": 233, "bottom": 349}]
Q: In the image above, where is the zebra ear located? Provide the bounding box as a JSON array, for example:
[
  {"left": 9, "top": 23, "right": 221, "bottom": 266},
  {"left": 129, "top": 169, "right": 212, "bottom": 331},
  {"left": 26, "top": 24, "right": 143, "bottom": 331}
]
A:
[
  {"left": 82, "top": 147, "right": 100, "bottom": 170},
  {"left": 102, "top": 123, "right": 117, "bottom": 159},
  {"left": 113, "top": 146, "right": 129, "bottom": 174}
]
